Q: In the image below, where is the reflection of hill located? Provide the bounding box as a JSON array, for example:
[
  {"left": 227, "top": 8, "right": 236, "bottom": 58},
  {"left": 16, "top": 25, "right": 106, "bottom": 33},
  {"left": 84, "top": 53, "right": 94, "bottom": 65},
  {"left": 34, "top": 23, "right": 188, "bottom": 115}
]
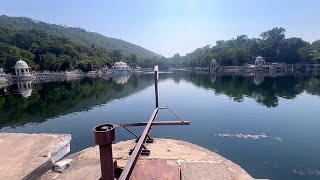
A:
[
  {"left": 0, "top": 74, "right": 155, "bottom": 128},
  {"left": 168, "top": 72, "right": 320, "bottom": 108}
]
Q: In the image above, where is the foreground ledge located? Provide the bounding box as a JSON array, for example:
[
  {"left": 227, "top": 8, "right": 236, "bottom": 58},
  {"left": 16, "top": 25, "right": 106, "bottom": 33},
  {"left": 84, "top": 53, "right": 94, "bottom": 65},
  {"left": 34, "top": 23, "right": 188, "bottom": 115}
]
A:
[
  {"left": 41, "top": 138, "right": 255, "bottom": 180},
  {"left": 0, "top": 133, "right": 71, "bottom": 180}
]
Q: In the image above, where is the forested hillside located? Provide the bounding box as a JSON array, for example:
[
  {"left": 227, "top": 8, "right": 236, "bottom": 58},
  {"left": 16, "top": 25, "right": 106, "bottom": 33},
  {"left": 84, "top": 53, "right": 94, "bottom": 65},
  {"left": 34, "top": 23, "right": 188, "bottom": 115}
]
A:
[
  {"left": 168, "top": 27, "right": 320, "bottom": 68},
  {"left": 0, "top": 15, "right": 162, "bottom": 72},
  {"left": 2, "top": 15, "right": 319, "bottom": 72}
]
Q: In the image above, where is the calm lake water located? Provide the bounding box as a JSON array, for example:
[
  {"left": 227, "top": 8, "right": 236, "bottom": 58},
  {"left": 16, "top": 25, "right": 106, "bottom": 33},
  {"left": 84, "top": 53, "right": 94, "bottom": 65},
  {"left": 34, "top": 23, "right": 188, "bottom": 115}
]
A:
[{"left": 1, "top": 72, "right": 320, "bottom": 180}]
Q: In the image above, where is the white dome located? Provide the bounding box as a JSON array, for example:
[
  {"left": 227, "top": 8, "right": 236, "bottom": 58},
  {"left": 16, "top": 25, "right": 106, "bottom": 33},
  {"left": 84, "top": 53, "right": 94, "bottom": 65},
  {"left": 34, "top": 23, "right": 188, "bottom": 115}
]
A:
[
  {"left": 255, "top": 56, "right": 265, "bottom": 63},
  {"left": 15, "top": 60, "right": 30, "bottom": 69},
  {"left": 211, "top": 58, "right": 217, "bottom": 63}
]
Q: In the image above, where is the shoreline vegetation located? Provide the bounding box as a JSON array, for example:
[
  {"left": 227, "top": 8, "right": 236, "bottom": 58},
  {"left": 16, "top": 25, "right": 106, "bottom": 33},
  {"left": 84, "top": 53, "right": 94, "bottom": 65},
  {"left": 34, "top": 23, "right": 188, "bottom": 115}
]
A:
[{"left": 1, "top": 15, "right": 320, "bottom": 74}]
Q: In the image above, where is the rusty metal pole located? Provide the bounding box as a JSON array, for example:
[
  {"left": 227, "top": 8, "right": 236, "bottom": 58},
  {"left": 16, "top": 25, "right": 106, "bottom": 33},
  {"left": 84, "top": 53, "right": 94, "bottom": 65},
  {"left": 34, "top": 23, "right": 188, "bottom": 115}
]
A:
[
  {"left": 154, "top": 65, "right": 159, "bottom": 108},
  {"left": 94, "top": 124, "right": 116, "bottom": 180}
]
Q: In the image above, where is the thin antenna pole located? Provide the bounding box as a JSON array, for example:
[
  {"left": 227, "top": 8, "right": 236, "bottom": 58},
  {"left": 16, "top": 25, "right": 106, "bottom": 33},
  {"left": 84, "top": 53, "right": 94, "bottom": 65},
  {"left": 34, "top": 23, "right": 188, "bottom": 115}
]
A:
[{"left": 154, "top": 65, "right": 159, "bottom": 108}]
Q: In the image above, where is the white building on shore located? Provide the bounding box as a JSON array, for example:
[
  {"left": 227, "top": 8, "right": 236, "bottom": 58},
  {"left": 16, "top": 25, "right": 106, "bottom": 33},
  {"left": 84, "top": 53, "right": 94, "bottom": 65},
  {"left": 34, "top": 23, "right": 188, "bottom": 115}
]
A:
[
  {"left": 254, "top": 56, "right": 266, "bottom": 66},
  {"left": 0, "top": 67, "right": 7, "bottom": 80},
  {"left": 210, "top": 59, "right": 218, "bottom": 71},
  {"left": 111, "top": 61, "right": 131, "bottom": 71},
  {"left": 14, "top": 59, "right": 32, "bottom": 80}
]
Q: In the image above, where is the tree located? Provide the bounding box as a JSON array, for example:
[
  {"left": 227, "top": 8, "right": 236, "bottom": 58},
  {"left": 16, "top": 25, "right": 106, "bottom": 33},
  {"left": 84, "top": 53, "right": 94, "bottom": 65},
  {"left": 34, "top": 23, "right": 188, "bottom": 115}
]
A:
[
  {"left": 260, "top": 27, "right": 286, "bottom": 61},
  {"left": 40, "top": 53, "right": 61, "bottom": 71},
  {"left": 278, "top": 37, "right": 309, "bottom": 63},
  {"left": 110, "top": 49, "right": 123, "bottom": 61},
  {"left": 128, "top": 54, "right": 138, "bottom": 67},
  {"left": 4, "top": 55, "right": 19, "bottom": 73},
  {"left": 77, "top": 61, "right": 92, "bottom": 72},
  {"left": 311, "top": 40, "right": 320, "bottom": 62}
]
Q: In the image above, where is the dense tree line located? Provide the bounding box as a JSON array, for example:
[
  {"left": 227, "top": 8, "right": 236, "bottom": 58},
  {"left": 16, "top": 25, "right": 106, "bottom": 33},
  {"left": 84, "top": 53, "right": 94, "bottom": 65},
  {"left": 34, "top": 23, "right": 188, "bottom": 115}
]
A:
[
  {"left": 0, "top": 15, "right": 160, "bottom": 59},
  {"left": 168, "top": 27, "right": 320, "bottom": 68},
  {"left": 0, "top": 25, "right": 164, "bottom": 72},
  {"left": 0, "top": 15, "right": 165, "bottom": 72},
  {"left": 2, "top": 17, "right": 319, "bottom": 72},
  {"left": 0, "top": 26, "right": 106, "bottom": 72}
]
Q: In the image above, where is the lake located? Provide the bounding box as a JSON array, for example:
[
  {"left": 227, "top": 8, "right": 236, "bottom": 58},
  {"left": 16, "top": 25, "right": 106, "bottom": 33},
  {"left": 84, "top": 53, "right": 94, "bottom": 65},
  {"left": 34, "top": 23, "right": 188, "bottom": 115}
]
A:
[{"left": 0, "top": 72, "right": 320, "bottom": 180}]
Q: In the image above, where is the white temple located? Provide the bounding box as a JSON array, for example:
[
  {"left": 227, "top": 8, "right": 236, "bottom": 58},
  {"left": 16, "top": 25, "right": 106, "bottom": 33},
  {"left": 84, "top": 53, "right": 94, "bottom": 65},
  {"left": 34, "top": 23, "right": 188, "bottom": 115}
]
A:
[
  {"left": 210, "top": 59, "right": 218, "bottom": 71},
  {"left": 14, "top": 59, "right": 32, "bottom": 79},
  {"left": 0, "top": 67, "right": 5, "bottom": 78},
  {"left": 111, "top": 61, "right": 130, "bottom": 71},
  {"left": 254, "top": 56, "right": 266, "bottom": 66}
]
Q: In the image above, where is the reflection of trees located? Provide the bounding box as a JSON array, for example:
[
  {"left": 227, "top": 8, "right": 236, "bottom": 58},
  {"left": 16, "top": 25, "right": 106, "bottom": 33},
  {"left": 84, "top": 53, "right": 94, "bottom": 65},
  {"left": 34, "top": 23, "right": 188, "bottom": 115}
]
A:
[
  {"left": 1, "top": 72, "right": 320, "bottom": 128},
  {"left": 0, "top": 74, "right": 155, "bottom": 128},
  {"left": 169, "top": 72, "right": 320, "bottom": 108}
]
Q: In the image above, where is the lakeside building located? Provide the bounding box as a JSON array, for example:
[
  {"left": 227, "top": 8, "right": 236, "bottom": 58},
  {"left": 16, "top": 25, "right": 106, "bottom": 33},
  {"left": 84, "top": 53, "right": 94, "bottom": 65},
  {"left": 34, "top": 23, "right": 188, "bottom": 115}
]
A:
[
  {"left": 254, "top": 56, "right": 266, "bottom": 66},
  {"left": 210, "top": 59, "right": 217, "bottom": 71},
  {"left": 215, "top": 56, "right": 320, "bottom": 74},
  {"left": 0, "top": 67, "right": 9, "bottom": 81},
  {"left": 14, "top": 59, "right": 32, "bottom": 80},
  {"left": 111, "top": 61, "right": 131, "bottom": 71}
]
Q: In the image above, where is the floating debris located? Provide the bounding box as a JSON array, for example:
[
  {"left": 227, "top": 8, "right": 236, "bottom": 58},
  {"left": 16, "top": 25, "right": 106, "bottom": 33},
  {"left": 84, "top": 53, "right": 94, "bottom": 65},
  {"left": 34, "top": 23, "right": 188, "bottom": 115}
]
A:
[{"left": 215, "top": 133, "right": 283, "bottom": 142}]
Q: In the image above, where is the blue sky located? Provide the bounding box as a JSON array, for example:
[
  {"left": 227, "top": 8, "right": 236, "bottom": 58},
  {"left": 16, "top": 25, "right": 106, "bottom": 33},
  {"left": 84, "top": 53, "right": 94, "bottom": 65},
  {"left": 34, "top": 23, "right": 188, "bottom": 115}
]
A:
[{"left": 1, "top": 0, "right": 320, "bottom": 57}]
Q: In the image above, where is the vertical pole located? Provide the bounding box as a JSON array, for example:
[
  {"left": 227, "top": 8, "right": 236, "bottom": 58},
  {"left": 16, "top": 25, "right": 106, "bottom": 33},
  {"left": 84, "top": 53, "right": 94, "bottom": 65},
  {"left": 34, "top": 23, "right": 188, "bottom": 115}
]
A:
[
  {"left": 99, "top": 145, "right": 114, "bottom": 180},
  {"left": 154, "top": 65, "right": 159, "bottom": 108},
  {"left": 94, "top": 124, "right": 116, "bottom": 180}
]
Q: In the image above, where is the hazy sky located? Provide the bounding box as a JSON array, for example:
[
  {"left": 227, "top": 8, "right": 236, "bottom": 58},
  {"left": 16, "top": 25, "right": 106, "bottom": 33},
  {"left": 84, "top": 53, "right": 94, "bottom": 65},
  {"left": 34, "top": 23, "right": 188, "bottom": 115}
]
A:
[{"left": 1, "top": 0, "right": 320, "bottom": 57}]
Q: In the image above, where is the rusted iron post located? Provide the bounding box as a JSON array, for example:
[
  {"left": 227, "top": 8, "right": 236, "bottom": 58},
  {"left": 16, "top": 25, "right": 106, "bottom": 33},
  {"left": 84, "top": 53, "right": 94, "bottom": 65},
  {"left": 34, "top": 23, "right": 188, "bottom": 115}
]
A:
[
  {"left": 154, "top": 65, "right": 159, "bottom": 108},
  {"left": 94, "top": 124, "right": 116, "bottom": 180}
]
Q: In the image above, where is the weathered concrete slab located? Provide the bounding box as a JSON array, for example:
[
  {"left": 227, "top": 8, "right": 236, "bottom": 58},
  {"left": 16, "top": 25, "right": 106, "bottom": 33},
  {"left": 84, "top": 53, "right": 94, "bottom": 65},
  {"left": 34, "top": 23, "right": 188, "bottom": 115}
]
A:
[
  {"left": 0, "top": 133, "right": 71, "bottom": 180},
  {"left": 181, "top": 161, "right": 231, "bottom": 180},
  {"left": 131, "top": 159, "right": 180, "bottom": 180},
  {"left": 41, "top": 138, "right": 254, "bottom": 180}
]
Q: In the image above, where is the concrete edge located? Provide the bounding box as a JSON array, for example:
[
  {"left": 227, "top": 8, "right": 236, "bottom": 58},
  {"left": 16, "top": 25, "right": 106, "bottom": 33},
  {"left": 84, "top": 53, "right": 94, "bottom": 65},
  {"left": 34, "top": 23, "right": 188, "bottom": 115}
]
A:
[{"left": 21, "top": 134, "right": 72, "bottom": 180}]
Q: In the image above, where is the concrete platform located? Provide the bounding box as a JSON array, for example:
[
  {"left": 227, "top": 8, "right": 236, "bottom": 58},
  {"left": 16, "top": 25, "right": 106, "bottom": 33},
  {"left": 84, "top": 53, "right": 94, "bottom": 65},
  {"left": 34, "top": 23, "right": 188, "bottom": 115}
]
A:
[
  {"left": 41, "top": 138, "right": 255, "bottom": 180},
  {"left": 0, "top": 133, "right": 71, "bottom": 180}
]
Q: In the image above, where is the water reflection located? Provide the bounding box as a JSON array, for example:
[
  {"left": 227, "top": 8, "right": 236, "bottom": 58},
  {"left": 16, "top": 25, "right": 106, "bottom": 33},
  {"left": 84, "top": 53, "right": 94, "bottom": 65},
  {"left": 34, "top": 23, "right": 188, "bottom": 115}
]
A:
[
  {"left": 210, "top": 72, "right": 217, "bottom": 83},
  {"left": 17, "top": 81, "right": 32, "bottom": 98},
  {"left": 1, "top": 72, "right": 320, "bottom": 128},
  {"left": 165, "top": 72, "right": 320, "bottom": 108},
  {"left": 0, "top": 73, "right": 153, "bottom": 128},
  {"left": 253, "top": 74, "right": 264, "bottom": 85},
  {"left": 110, "top": 72, "right": 131, "bottom": 84}
]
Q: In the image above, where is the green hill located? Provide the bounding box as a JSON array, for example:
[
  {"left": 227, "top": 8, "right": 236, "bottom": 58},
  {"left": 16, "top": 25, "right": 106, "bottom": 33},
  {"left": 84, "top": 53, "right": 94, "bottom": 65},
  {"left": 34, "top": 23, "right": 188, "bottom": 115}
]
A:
[{"left": 0, "top": 15, "right": 160, "bottom": 58}]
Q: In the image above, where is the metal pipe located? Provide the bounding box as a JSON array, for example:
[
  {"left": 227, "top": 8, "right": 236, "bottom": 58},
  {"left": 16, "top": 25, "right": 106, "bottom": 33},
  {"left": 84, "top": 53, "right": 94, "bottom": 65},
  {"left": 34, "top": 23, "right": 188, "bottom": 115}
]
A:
[
  {"left": 123, "top": 127, "right": 148, "bottom": 149},
  {"left": 99, "top": 145, "right": 114, "bottom": 180},
  {"left": 114, "top": 121, "right": 190, "bottom": 127},
  {"left": 118, "top": 108, "right": 159, "bottom": 180},
  {"left": 94, "top": 124, "right": 116, "bottom": 180},
  {"left": 154, "top": 66, "right": 159, "bottom": 108},
  {"left": 166, "top": 106, "right": 184, "bottom": 122},
  {"left": 123, "top": 126, "right": 139, "bottom": 138}
]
